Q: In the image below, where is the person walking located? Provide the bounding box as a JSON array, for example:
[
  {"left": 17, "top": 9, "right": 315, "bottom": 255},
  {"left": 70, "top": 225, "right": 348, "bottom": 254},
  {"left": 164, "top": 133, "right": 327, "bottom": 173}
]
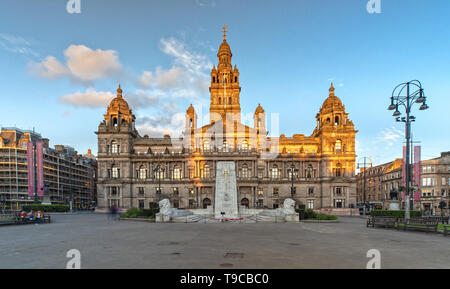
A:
[{"left": 35, "top": 210, "right": 41, "bottom": 225}]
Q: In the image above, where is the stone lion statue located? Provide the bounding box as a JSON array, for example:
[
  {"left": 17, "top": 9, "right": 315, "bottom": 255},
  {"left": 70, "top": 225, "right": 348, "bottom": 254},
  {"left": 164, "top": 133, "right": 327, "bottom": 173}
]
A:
[
  {"left": 158, "top": 199, "right": 171, "bottom": 215},
  {"left": 281, "top": 198, "right": 296, "bottom": 215},
  {"left": 157, "top": 198, "right": 193, "bottom": 218}
]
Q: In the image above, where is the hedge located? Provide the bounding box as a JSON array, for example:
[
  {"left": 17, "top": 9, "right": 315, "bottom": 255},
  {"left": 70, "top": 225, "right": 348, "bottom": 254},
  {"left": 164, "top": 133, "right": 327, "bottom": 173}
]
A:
[
  {"left": 22, "top": 204, "right": 70, "bottom": 213},
  {"left": 121, "top": 206, "right": 160, "bottom": 219},
  {"left": 295, "top": 208, "right": 338, "bottom": 220},
  {"left": 371, "top": 210, "right": 422, "bottom": 218}
]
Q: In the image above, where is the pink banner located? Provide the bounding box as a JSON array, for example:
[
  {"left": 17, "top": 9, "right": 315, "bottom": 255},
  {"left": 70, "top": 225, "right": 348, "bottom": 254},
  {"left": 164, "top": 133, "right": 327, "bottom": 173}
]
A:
[
  {"left": 402, "top": 146, "right": 406, "bottom": 200},
  {"left": 36, "top": 142, "right": 44, "bottom": 197},
  {"left": 413, "top": 146, "right": 421, "bottom": 202},
  {"left": 27, "top": 142, "right": 35, "bottom": 197}
]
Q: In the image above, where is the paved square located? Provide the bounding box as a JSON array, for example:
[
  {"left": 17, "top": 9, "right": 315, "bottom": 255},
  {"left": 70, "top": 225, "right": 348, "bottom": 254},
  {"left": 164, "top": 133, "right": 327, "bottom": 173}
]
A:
[{"left": 1, "top": 214, "right": 449, "bottom": 269}]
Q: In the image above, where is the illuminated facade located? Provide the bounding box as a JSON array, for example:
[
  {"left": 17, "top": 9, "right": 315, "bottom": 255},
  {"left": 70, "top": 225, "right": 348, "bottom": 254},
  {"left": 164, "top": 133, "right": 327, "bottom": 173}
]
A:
[{"left": 96, "top": 27, "right": 358, "bottom": 214}]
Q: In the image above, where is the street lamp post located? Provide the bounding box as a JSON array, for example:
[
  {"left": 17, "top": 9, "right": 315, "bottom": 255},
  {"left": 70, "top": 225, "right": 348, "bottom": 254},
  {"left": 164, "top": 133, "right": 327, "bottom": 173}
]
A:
[
  {"left": 357, "top": 157, "right": 372, "bottom": 218},
  {"left": 388, "top": 80, "right": 428, "bottom": 220},
  {"left": 290, "top": 159, "right": 295, "bottom": 200},
  {"left": 153, "top": 164, "right": 164, "bottom": 201}
]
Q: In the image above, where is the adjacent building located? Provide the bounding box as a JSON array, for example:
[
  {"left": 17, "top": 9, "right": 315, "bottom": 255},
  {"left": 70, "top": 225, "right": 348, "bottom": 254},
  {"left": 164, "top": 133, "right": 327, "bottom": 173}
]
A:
[
  {"left": 356, "top": 152, "right": 450, "bottom": 215},
  {"left": 0, "top": 127, "right": 97, "bottom": 210},
  {"left": 96, "top": 28, "right": 359, "bottom": 214}
]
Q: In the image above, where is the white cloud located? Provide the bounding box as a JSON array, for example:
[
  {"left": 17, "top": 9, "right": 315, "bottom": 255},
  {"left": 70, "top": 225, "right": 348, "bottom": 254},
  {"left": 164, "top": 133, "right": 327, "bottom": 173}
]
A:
[
  {"left": 136, "top": 71, "right": 154, "bottom": 89},
  {"left": 135, "top": 37, "right": 211, "bottom": 98},
  {"left": 0, "top": 33, "right": 38, "bottom": 56},
  {"left": 59, "top": 88, "right": 115, "bottom": 108},
  {"left": 29, "top": 45, "right": 122, "bottom": 83},
  {"left": 380, "top": 126, "right": 404, "bottom": 147},
  {"left": 29, "top": 56, "right": 69, "bottom": 80}
]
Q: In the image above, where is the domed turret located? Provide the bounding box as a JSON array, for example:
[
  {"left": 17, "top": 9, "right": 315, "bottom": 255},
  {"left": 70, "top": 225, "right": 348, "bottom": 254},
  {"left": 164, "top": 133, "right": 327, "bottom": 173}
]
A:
[
  {"left": 321, "top": 83, "right": 344, "bottom": 111},
  {"left": 104, "top": 84, "right": 134, "bottom": 126}
]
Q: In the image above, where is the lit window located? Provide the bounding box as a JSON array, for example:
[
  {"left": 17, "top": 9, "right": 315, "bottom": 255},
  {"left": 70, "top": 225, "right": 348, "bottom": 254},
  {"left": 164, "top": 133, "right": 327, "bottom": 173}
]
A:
[
  {"left": 139, "top": 166, "right": 146, "bottom": 179},
  {"left": 111, "top": 167, "right": 119, "bottom": 178},
  {"left": 308, "top": 200, "right": 314, "bottom": 209},
  {"left": 335, "top": 140, "right": 342, "bottom": 152},
  {"left": 241, "top": 164, "right": 249, "bottom": 178},
  {"left": 271, "top": 165, "right": 279, "bottom": 179},
  {"left": 111, "top": 141, "right": 119, "bottom": 154},
  {"left": 173, "top": 167, "right": 181, "bottom": 180}
]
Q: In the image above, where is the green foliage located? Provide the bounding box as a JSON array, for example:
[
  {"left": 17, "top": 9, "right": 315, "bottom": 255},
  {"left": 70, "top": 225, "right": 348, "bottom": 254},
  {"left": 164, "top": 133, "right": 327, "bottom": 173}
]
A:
[
  {"left": 22, "top": 204, "right": 69, "bottom": 213},
  {"left": 120, "top": 206, "right": 159, "bottom": 219},
  {"left": 313, "top": 213, "right": 338, "bottom": 221},
  {"left": 295, "top": 209, "right": 305, "bottom": 220},
  {"left": 295, "top": 208, "right": 338, "bottom": 221},
  {"left": 304, "top": 209, "right": 316, "bottom": 219},
  {"left": 371, "top": 210, "right": 422, "bottom": 218}
]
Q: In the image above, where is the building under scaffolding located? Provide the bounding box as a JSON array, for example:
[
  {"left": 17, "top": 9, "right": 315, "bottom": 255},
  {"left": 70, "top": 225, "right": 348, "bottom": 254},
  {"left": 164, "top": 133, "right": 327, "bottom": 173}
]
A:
[{"left": 0, "top": 127, "right": 97, "bottom": 210}]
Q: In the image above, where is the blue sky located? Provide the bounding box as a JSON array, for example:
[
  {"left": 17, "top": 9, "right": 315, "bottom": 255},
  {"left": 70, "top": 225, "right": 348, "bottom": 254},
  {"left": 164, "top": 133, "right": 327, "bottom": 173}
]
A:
[{"left": 0, "top": 0, "right": 449, "bottom": 165}]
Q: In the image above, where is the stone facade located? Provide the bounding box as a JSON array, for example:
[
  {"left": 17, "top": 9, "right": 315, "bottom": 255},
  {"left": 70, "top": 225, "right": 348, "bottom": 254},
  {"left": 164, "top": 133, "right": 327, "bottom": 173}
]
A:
[
  {"left": 96, "top": 27, "right": 358, "bottom": 213},
  {"left": 356, "top": 152, "right": 450, "bottom": 215}
]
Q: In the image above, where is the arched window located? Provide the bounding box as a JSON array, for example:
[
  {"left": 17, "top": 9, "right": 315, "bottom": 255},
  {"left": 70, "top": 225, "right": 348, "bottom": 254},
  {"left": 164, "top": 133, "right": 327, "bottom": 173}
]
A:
[
  {"left": 203, "top": 198, "right": 211, "bottom": 209},
  {"left": 212, "top": 76, "right": 215, "bottom": 83},
  {"left": 112, "top": 117, "right": 118, "bottom": 127},
  {"left": 271, "top": 165, "right": 280, "bottom": 179},
  {"left": 241, "top": 198, "right": 249, "bottom": 208},
  {"left": 228, "top": 97, "right": 232, "bottom": 105},
  {"left": 138, "top": 166, "right": 147, "bottom": 180},
  {"left": 241, "top": 163, "right": 249, "bottom": 179},
  {"left": 218, "top": 97, "right": 222, "bottom": 105},
  {"left": 173, "top": 166, "right": 181, "bottom": 180},
  {"left": 235, "top": 76, "right": 237, "bottom": 82},
  {"left": 335, "top": 116, "right": 340, "bottom": 126},
  {"left": 111, "top": 141, "right": 119, "bottom": 154},
  {"left": 335, "top": 140, "right": 342, "bottom": 152}
]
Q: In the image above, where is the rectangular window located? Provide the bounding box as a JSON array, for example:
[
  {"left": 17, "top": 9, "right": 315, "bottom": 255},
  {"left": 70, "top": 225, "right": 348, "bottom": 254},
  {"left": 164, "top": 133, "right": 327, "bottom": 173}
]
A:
[
  {"left": 138, "top": 200, "right": 144, "bottom": 209},
  {"left": 308, "top": 187, "right": 314, "bottom": 195},
  {"left": 173, "top": 187, "right": 179, "bottom": 196},
  {"left": 138, "top": 187, "right": 144, "bottom": 196},
  {"left": 273, "top": 188, "right": 279, "bottom": 195},
  {"left": 307, "top": 200, "right": 314, "bottom": 209}
]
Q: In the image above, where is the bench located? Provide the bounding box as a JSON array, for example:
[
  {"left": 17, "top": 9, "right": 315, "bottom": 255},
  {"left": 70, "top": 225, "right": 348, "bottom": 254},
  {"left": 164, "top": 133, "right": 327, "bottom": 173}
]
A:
[
  {"left": 424, "top": 216, "right": 449, "bottom": 224},
  {"left": 367, "top": 216, "right": 397, "bottom": 228},
  {"left": 397, "top": 218, "right": 438, "bottom": 233},
  {"left": 444, "top": 225, "right": 450, "bottom": 236}
]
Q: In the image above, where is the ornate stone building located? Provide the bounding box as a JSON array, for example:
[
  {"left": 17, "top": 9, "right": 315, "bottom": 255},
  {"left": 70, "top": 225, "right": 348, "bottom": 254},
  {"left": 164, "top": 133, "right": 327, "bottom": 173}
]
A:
[{"left": 96, "top": 28, "right": 358, "bottom": 214}]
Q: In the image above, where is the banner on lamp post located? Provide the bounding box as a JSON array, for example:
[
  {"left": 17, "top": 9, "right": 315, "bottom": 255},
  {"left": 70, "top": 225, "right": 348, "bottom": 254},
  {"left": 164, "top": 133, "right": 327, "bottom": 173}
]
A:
[
  {"left": 413, "top": 146, "right": 421, "bottom": 202},
  {"left": 36, "top": 142, "right": 44, "bottom": 197},
  {"left": 27, "top": 142, "right": 35, "bottom": 197},
  {"left": 402, "top": 146, "right": 406, "bottom": 200}
]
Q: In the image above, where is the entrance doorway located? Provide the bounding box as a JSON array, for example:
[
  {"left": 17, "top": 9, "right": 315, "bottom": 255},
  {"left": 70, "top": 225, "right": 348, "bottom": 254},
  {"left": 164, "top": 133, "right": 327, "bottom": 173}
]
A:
[{"left": 203, "top": 198, "right": 211, "bottom": 209}]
